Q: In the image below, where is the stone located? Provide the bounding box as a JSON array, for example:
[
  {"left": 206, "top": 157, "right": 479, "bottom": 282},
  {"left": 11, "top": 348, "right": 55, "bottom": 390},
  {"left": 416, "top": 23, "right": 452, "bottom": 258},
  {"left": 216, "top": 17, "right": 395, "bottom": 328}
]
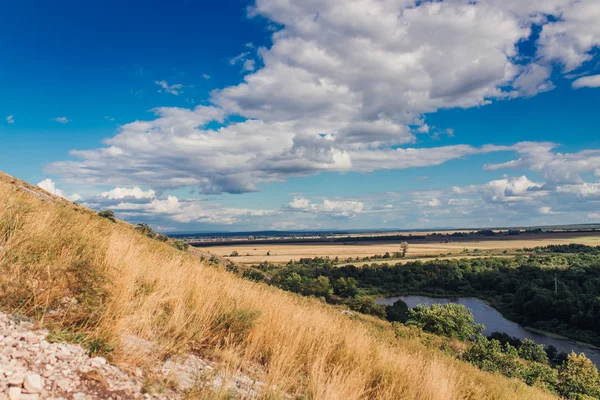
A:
[
  {"left": 19, "top": 394, "right": 39, "bottom": 400},
  {"left": 8, "top": 373, "right": 25, "bottom": 386},
  {"left": 23, "top": 374, "right": 43, "bottom": 394},
  {"left": 55, "top": 378, "right": 71, "bottom": 391},
  {"left": 8, "top": 386, "right": 22, "bottom": 400}
]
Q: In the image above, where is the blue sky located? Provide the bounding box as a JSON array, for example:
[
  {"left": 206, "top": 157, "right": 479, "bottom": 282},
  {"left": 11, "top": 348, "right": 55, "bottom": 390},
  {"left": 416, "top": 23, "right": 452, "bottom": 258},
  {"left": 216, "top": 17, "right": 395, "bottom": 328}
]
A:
[{"left": 2, "top": 0, "right": 600, "bottom": 232}]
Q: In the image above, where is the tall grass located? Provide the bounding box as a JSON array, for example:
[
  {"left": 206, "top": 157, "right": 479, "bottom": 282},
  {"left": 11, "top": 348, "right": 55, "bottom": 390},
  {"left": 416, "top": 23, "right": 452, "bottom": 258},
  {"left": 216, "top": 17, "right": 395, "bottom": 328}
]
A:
[{"left": 0, "top": 171, "right": 556, "bottom": 399}]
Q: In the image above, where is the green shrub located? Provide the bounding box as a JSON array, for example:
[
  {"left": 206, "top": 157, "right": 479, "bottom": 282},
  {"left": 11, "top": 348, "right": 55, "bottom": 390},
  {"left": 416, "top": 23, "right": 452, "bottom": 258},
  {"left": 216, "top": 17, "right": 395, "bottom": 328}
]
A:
[
  {"left": 98, "top": 210, "right": 116, "bottom": 222},
  {"left": 135, "top": 223, "right": 156, "bottom": 238},
  {"left": 242, "top": 270, "right": 266, "bottom": 282},
  {"left": 172, "top": 239, "right": 189, "bottom": 251},
  {"left": 156, "top": 234, "right": 169, "bottom": 242}
]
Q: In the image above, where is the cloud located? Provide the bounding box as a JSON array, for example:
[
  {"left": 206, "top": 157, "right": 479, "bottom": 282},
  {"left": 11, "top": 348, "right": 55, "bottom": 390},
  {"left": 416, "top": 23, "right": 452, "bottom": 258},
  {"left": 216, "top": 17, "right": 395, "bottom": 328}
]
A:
[
  {"left": 155, "top": 80, "right": 184, "bottom": 95},
  {"left": 484, "top": 142, "right": 600, "bottom": 185},
  {"left": 6, "top": 115, "right": 14, "bottom": 124},
  {"left": 288, "top": 197, "right": 364, "bottom": 218},
  {"left": 54, "top": 117, "right": 69, "bottom": 124},
  {"left": 538, "top": 206, "right": 553, "bottom": 215},
  {"left": 243, "top": 59, "right": 256, "bottom": 72},
  {"left": 572, "top": 75, "right": 600, "bottom": 89},
  {"left": 454, "top": 175, "right": 544, "bottom": 203},
  {"left": 87, "top": 190, "right": 278, "bottom": 226},
  {"left": 202, "top": 74, "right": 211, "bottom": 79},
  {"left": 229, "top": 52, "right": 250, "bottom": 66},
  {"left": 536, "top": 1, "right": 600, "bottom": 72},
  {"left": 230, "top": 52, "right": 256, "bottom": 72},
  {"left": 589, "top": 213, "right": 600, "bottom": 219},
  {"left": 47, "top": 0, "right": 600, "bottom": 198},
  {"left": 100, "top": 187, "right": 155, "bottom": 201},
  {"left": 104, "top": 116, "right": 115, "bottom": 122},
  {"left": 37, "top": 179, "right": 81, "bottom": 202}
]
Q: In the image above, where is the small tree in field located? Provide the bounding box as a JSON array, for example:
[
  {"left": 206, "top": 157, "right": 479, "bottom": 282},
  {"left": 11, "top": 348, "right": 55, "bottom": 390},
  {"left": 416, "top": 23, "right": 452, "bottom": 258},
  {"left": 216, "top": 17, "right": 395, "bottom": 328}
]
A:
[
  {"left": 230, "top": 251, "right": 240, "bottom": 257},
  {"left": 400, "top": 242, "right": 409, "bottom": 258}
]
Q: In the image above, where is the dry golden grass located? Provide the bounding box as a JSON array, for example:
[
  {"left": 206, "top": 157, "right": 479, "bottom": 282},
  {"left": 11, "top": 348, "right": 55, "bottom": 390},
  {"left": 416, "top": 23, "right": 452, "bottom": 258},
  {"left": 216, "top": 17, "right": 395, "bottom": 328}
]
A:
[
  {"left": 206, "top": 234, "right": 600, "bottom": 265},
  {"left": 0, "top": 171, "right": 557, "bottom": 399}
]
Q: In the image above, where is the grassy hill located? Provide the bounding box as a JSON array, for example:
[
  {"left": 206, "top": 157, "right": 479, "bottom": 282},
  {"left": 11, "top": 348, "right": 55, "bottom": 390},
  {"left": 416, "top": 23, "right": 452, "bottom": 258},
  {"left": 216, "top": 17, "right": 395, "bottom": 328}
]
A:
[{"left": 0, "top": 171, "right": 556, "bottom": 399}]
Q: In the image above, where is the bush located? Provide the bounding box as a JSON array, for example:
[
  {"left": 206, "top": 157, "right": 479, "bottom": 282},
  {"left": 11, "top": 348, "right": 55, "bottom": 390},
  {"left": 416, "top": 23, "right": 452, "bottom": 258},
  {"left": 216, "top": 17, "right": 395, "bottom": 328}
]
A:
[
  {"left": 407, "top": 303, "right": 484, "bottom": 340},
  {"left": 156, "top": 234, "right": 169, "bottom": 242},
  {"left": 346, "top": 297, "right": 386, "bottom": 319},
  {"left": 172, "top": 239, "right": 189, "bottom": 251},
  {"left": 242, "top": 270, "right": 266, "bottom": 282},
  {"left": 135, "top": 223, "right": 156, "bottom": 238},
  {"left": 98, "top": 210, "right": 116, "bottom": 222},
  {"left": 230, "top": 251, "right": 240, "bottom": 257},
  {"left": 386, "top": 299, "right": 409, "bottom": 323}
]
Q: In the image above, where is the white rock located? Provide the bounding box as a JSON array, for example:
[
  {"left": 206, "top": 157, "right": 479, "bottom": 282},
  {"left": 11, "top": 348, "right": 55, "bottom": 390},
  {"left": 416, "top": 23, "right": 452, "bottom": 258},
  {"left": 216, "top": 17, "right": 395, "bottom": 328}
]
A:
[
  {"left": 23, "top": 374, "right": 43, "bottom": 394},
  {"left": 8, "top": 374, "right": 25, "bottom": 386},
  {"left": 91, "top": 356, "right": 106, "bottom": 365},
  {"left": 19, "top": 394, "right": 39, "bottom": 400},
  {"left": 8, "top": 386, "right": 22, "bottom": 400}
]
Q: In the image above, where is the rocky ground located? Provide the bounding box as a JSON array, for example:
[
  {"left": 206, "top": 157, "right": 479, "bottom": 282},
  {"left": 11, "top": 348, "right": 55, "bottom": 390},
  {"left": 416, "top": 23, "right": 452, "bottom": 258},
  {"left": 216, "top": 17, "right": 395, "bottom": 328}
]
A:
[
  {"left": 1, "top": 312, "right": 265, "bottom": 399},
  {"left": 0, "top": 312, "right": 145, "bottom": 400}
]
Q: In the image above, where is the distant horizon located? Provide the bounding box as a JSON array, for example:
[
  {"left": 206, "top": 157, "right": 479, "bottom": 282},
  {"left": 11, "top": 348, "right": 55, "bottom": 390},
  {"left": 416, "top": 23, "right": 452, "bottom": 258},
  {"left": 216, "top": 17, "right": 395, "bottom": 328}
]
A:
[{"left": 166, "top": 223, "right": 600, "bottom": 237}]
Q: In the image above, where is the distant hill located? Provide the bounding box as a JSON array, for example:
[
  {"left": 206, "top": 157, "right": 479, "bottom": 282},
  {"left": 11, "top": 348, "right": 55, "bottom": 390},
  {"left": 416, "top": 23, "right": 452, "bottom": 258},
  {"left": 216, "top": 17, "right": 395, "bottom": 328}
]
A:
[{"left": 0, "top": 171, "right": 556, "bottom": 399}]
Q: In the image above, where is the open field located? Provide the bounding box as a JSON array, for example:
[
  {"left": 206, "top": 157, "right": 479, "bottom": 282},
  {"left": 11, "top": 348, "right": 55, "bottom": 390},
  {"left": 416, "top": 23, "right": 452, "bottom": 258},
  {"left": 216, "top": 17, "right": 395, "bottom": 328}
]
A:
[{"left": 203, "top": 233, "right": 600, "bottom": 265}]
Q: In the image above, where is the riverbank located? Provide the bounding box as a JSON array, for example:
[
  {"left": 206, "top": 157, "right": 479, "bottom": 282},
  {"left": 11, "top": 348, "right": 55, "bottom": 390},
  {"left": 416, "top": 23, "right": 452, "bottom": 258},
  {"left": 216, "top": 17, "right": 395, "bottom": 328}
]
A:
[
  {"left": 376, "top": 294, "right": 600, "bottom": 367},
  {"left": 372, "top": 290, "right": 600, "bottom": 350}
]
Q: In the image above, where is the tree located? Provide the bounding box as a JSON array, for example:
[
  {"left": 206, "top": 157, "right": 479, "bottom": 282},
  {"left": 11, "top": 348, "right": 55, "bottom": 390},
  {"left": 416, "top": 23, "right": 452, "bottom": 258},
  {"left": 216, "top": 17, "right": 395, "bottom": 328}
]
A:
[
  {"left": 557, "top": 352, "right": 600, "bottom": 398},
  {"left": 463, "top": 335, "right": 522, "bottom": 378},
  {"left": 334, "top": 277, "right": 358, "bottom": 297},
  {"left": 521, "top": 363, "right": 557, "bottom": 390},
  {"left": 400, "top": 242, "right": 409, "bottom": 258},
  {"left": 386, "top": 299, "right": 409, "bottom": 323},
  {"left": 98, "top": 210, "right": 116, "bottom": 223},
  {"left": 519, "top": 338, "right": 549, "bottom": 364},
  {"left": 311, "top": 276, "right": 333, "bottom": 299},
  {"left": 230, "top": 251, "right": 240, "bottom": 257},
  {"left": 407, "top": 303, "right": 484, "bottom": 340}
]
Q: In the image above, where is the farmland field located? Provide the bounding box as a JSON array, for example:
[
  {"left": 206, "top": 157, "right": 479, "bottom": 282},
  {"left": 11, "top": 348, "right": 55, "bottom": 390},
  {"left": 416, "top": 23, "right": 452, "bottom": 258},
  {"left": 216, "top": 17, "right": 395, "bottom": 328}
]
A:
[{"left": 201, "top": 232, "right": 600, "bottom": 265}]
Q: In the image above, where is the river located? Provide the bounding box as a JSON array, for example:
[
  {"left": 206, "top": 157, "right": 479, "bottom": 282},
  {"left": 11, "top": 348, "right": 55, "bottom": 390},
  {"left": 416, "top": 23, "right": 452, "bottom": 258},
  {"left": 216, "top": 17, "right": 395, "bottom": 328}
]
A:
[{"left": 376, "top": 295, "right": 600, "bottom": 367}]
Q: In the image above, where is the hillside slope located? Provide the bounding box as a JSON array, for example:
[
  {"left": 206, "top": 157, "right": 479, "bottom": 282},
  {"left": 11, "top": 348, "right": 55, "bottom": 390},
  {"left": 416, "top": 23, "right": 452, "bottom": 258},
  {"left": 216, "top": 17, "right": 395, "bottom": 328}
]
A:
[{"left": 0, "top": 171, "right": 557, "bottom": 399}]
